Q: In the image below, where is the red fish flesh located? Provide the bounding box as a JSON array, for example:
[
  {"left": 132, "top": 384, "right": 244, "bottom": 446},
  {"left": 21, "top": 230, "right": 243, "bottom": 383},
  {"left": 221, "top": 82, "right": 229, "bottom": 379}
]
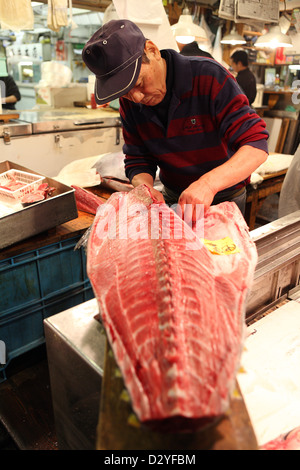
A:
[
  {"left": 87, "top": 185, "right": 257, "bottom": 431},
  {"left": 261, "top": 427, "right": 300, "bottom": 450},
  {"left": 20, "top": 183, "right": 56, "bottom": 206},
  {"left": 21, "top": 193, "right": 45, "bottom": 205},
  {"left": 72, "top": 185, "right": 104, "bottom": 215},
  {"left": 0, "top": 176, "right": 24, "bottom": 191}
]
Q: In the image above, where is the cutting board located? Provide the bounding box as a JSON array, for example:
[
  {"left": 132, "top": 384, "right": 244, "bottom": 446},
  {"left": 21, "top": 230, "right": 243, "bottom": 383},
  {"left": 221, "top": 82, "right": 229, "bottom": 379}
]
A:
[
  {"left": 0, "top": 112, "right": 20, "bottom": 122},
  {"left": 96, "top": 339, "right": 258, "bottom": 450},
  {"left": 238, "top": 300, "right": 300, "bottom": 446}
]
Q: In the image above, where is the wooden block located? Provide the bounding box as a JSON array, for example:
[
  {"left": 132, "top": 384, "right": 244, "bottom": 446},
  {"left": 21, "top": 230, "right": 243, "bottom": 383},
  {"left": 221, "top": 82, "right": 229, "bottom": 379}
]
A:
[{"left": 96, "top": 340, "right": 258, "bottom": 450}]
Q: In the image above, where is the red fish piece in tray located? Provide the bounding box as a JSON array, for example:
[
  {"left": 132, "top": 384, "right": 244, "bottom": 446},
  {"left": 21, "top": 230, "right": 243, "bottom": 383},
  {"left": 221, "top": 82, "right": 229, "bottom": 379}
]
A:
[
  {"left": 21, "top": 183, "right": 56, "bottom": 206},
  {"left": 0, "top": 177, "right": 24, "bottom": 191}
]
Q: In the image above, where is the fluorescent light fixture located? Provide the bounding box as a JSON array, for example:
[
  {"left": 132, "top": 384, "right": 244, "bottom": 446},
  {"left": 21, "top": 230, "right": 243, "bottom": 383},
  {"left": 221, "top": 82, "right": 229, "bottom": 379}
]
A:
[
  {"left": 171, "top": 7, "right": 207, "bottom": 44},
  {"left": 289, "top": 64, "right": 300, "bottom": 70},
  {"left": 254, "top": 25, "right": 293, "bottom": 48},
  {"left": 23, "top": 68, "right": 33, "bottom": 76},
  {"left": 220, "top": 28, "right": 246, "bottom": 45}
]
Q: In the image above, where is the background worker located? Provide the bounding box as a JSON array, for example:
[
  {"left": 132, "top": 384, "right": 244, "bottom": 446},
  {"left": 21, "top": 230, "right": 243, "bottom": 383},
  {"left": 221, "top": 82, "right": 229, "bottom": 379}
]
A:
[
  {"left": 179, "top": 41, "right": 213, "bottom": 58},
  {"left": 230, "top": 50, "right": 257, "bottom": 105},
  {"left": 83, "top": 20, "right": 268, "bottom": 222},
  {"left": 0, "top": 75, "right": 21, "bottom": 110}
]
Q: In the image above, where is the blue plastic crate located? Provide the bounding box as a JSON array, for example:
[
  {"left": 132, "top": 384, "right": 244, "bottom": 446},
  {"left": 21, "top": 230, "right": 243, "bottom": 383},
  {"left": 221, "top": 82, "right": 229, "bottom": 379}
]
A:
[{"left": 0, "top": 236, "right": 94, "bottom": 380}]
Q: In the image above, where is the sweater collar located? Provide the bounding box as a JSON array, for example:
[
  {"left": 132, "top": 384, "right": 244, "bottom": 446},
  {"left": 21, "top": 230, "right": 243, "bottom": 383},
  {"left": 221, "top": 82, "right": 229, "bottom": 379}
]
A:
[{"left": 161, "top": 49, "right": 193, "bottom": 97}]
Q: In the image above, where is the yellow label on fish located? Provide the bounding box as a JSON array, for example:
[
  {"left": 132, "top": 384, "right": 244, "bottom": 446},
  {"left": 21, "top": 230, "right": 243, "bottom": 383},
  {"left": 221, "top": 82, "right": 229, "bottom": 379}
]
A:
[{"left": 201, "top": 237, "right": 240, "bottom": 255}]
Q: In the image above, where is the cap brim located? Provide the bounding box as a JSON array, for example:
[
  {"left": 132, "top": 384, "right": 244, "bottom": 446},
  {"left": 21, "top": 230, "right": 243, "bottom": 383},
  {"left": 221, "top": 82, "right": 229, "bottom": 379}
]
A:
[{"left": 94, "top": 56, "right": 142, "bottom": 105}]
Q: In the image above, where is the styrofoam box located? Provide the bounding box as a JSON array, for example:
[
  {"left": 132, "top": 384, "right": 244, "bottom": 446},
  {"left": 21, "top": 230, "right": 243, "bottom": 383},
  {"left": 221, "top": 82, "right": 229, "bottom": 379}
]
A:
[{"left": 35, "top": 84, "right": 88, "bottom": 107}]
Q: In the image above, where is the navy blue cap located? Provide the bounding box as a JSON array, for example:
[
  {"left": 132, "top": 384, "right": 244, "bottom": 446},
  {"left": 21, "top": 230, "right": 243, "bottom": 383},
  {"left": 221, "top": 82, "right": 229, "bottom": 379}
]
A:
[{"left": 82, "top": 19, "right": 146, "bottom": 104}]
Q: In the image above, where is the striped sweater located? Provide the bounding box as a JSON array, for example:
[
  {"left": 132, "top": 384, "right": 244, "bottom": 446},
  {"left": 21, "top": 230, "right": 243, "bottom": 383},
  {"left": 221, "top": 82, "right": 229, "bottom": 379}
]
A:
[{"left": 121, "top": 49, "right": 268, "bottom": 195}]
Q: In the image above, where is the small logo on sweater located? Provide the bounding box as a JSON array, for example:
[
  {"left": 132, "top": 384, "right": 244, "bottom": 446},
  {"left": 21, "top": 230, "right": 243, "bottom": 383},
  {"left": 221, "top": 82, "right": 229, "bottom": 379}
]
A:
[{"left": 183, "top": 117, "right": 204, "bottom": 134}]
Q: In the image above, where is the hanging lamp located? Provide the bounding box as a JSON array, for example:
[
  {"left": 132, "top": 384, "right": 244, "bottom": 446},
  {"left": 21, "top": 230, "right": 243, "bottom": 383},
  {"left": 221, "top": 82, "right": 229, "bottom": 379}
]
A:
[
  {"left": 220, "top": 27, "right": 246, "bottom": 45},
  {"left": 171, "top": 7, "right": 207, "bottom": 44},
  {"left": 254, "top": 25, "right": 293, "bottom": 48}
]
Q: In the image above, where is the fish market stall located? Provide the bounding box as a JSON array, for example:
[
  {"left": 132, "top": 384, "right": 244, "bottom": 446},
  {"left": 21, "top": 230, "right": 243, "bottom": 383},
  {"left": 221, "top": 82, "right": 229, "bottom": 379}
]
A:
[
  {"left": 0, "top": 108, "right": 123, "bottom": 177},
  {"left": 1, "top": 175, "right": 300, "bottom": 449},
  {"left": 43, "top": 185, "right": 300, "bottom": 450}
]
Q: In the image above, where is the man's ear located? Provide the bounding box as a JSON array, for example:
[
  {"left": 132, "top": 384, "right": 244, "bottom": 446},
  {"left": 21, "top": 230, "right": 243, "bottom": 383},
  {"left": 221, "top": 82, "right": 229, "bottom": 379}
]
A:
[{"left": 144, "top": 40, "right": 161, "bottom": 59}]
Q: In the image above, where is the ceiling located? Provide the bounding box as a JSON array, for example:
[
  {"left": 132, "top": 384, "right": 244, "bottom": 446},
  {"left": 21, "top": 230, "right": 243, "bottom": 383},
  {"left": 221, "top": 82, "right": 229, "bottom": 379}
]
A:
[
  {"left": 32, "top": 0, "right": 111, "bottom": 12},
  {"left": 31, "top": 1, "right": 104, "bottom": 27}
]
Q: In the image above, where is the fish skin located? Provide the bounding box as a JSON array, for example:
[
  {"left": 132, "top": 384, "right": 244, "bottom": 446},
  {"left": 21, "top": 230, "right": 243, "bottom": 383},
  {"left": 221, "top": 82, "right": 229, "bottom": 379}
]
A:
[
  {"left": 87, "top": 184, "right": 257, "bottom": 430},
  {"left": 93, "top": 151, "right": 163, "bottom": 192},
  {"left": 101, "top": 177, "right": 133, "bottom": 193}
]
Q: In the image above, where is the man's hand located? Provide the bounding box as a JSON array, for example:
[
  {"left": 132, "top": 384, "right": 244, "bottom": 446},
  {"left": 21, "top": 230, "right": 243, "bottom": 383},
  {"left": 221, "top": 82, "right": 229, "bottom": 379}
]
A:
[
  {"left": 178, "top": 178, "right": 215, "bottom": 223},
  {"left": 131, "top": 172, "right": 165, "bottom": 203},
  {"left": 178, "top": 146, "right": 267, "bottom": 223},
  {"left": 147, "top": 186, "right": 165, "bottom": 203}
]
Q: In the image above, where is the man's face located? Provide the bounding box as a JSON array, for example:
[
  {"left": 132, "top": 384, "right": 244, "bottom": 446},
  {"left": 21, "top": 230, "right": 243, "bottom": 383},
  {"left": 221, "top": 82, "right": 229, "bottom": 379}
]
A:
[
  {"left": 123, "top": 42, "right": 167, "bottom": 106},
  {"left": 230, "top": 59, "right": 240, "bottom": 73}
]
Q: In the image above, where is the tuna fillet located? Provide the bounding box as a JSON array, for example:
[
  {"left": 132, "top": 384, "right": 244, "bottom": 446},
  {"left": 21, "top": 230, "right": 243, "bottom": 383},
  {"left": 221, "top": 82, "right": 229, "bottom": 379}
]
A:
[
  {"left": 87, "top": 184, "right": 257, "bottom": 431},
  {"left": 72, "top": 185, "right": 104, "bottom": 215}
]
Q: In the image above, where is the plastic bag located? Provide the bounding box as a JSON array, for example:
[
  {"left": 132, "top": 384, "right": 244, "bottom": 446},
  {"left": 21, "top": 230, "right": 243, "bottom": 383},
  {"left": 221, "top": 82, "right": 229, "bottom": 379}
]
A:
[
  {"left": 47, "top": 0, "right": 77, "bottom": 32},
  {"left": 39, "top": 61, "right": 72, "bottom": 87},
  {"left": 0, "top": 0, "right": 34, "bottom": 31},
  {"left": 47, "top": 0, "right": 68, "bottom": 32}
]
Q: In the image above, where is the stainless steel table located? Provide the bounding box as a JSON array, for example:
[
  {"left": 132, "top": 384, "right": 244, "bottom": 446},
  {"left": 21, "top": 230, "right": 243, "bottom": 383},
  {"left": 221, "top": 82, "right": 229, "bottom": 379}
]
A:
[{"left": 44, "top": 298, "right": 106, "bottom": 450}]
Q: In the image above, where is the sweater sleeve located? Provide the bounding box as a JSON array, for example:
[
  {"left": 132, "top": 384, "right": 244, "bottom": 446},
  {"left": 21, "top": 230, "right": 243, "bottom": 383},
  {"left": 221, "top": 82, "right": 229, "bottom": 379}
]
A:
[
  {"left": 207, "top": 64, "right": 268, "bottom": 154},
  {"left": 120, "top": 98, "right": 158, "bottom": 182}
]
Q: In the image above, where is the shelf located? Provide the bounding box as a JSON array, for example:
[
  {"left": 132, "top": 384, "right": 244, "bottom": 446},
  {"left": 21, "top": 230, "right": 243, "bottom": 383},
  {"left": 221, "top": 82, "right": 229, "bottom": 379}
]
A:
[
  {"left": 252, "top": 63, "right": 274, "bottom": 66},
  {"left": 263, "top": 89, "right": 293, "bottom": 94},
  {"left": 253, "top": 63, "right": 297, "bottom": 67},
  {"left": 243, "top": 30, "right": 263, "bottom": 36}
]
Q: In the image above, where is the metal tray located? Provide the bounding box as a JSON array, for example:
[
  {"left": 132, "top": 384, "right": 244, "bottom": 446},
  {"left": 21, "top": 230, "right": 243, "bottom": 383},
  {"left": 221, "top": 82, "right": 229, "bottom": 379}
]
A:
[
  {"left": 18, "top": 109, "right": 122, "bottom": 133},
  {"left": 0, "top": 161, "right": 78, "bottom": 250}
]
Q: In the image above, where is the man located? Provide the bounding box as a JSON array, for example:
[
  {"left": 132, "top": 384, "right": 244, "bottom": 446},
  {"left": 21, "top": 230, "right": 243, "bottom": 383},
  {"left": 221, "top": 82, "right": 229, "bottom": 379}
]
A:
[
  {"left": 83, "top": 20, "right": 268, "bottom": 222},
  {"left": 230, "top": 50, "right": 257, "bottom": 105},
  {"left": 0, "top": 75, "right": 21, "bottom": 110},
  {"left": 180, "top": 41, "right": 213, "bottom": 58}
]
